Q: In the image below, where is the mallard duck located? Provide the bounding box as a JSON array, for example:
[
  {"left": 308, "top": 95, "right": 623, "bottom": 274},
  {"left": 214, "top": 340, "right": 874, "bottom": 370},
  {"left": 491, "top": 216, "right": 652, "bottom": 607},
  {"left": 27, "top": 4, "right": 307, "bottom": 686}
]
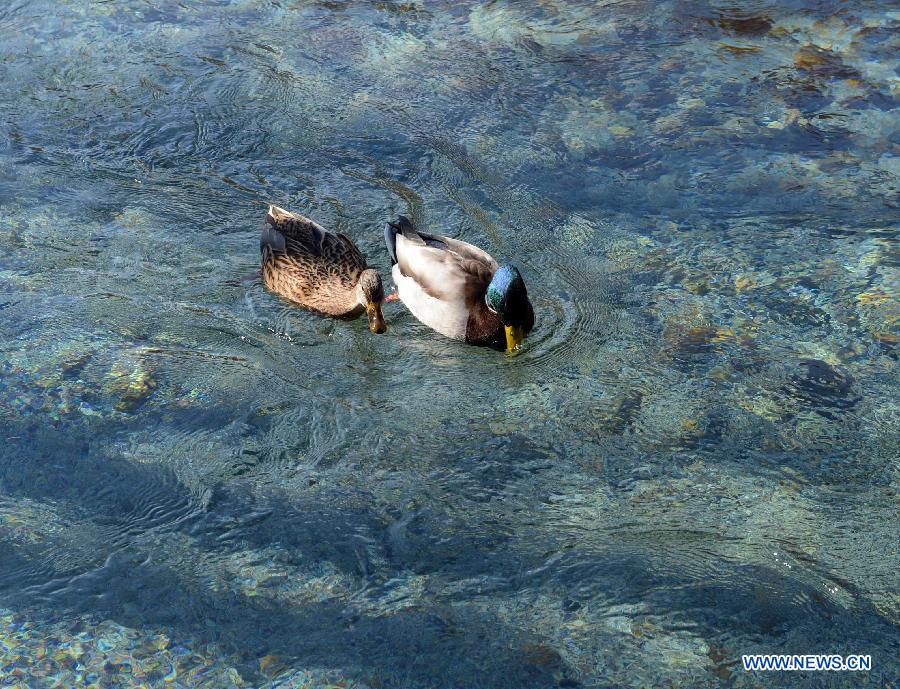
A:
[
  {"left": 261, "top": 205, "right": 386, "bottom": 333},
  {"left": 384, "top": 216, "right": 534, "bottom": 352}
]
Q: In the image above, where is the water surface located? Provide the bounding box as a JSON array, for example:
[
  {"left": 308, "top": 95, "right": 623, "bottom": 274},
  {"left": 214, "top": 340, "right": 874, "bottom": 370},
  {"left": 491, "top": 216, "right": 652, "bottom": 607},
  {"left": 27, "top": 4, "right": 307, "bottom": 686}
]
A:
[{"left": 1, "top": 1, "right": 898, "bottom": 687}]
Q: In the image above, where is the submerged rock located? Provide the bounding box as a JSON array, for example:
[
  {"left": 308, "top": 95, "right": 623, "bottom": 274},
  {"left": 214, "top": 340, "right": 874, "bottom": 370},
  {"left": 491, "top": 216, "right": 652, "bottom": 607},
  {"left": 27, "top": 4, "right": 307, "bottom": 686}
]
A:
[
  {"left": 785, "top": 359, "right": 860, "bottom": 419},
  {"left": 716, "top": 14, "right": 773, "bottom": 37},
  {"left": 105, "top": 361, "right": 157, "bottom": 412},
  {"left": 794, "top": 45, "right": 860, "bottom": 79}
]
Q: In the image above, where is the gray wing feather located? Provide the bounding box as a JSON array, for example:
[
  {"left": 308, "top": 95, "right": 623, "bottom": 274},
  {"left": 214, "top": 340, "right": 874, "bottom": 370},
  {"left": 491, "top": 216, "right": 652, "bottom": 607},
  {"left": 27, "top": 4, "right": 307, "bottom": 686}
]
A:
[{"left": 395, "top": 233, "right": 494, "bottom": 303}]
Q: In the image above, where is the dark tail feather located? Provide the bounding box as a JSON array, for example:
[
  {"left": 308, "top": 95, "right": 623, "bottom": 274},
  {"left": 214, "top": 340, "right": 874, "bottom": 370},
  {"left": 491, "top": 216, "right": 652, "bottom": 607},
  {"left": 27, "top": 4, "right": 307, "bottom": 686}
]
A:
[
  {"left": 395, "top": 216, "right": 415, "bottom": 233},
  {"left": 262, "top": 205, "right": 292, "bottom": 254},
  {"left": 386, "top": 215, "right": 428, "bottom": 263},
  {"left": 384, "top": 220, "right": 400, "bottom": 265},
  {"left": 260, "top": 223, "right": 286, "bottom": 254}
]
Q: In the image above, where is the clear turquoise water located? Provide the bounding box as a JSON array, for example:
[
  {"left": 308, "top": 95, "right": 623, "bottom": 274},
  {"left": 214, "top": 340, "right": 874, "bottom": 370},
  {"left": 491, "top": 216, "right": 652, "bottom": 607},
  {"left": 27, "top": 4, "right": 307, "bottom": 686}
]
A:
[{"left": 1, "top": 1, "right": 898, "bottom": 687}]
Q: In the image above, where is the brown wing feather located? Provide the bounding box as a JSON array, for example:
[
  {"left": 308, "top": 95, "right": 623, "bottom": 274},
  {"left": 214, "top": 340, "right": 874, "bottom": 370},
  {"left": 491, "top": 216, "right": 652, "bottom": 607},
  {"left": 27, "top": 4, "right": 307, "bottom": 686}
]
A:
[
  {"left": 266, "top": 207, "right": 367, "bottom": 272},
  {"left": 261, "top": 206, "right": 367, "bottom": 316}
]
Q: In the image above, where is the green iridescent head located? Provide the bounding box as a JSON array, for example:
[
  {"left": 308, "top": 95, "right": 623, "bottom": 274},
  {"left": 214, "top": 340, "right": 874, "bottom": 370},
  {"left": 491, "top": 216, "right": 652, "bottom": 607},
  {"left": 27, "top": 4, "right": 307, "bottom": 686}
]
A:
[
  {"left": 486, "top": 264, "right": 532, "bottom": 352},
  {"left": 486, "top": 264, "right": 525, "bottom": 321}
]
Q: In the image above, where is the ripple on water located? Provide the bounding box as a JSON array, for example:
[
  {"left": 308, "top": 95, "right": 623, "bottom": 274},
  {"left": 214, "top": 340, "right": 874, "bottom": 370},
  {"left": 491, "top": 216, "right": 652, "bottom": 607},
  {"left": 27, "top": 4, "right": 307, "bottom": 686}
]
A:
[{"left": 405, "top": 136, "right": 620, "bottom": 375}]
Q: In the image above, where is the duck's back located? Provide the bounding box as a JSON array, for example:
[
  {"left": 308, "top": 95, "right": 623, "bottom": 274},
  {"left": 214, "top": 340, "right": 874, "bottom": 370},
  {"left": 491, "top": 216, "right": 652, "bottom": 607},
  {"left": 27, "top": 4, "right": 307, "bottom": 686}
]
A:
[{"left": 261, "top": 206, "right": 366, "bottom": 316}]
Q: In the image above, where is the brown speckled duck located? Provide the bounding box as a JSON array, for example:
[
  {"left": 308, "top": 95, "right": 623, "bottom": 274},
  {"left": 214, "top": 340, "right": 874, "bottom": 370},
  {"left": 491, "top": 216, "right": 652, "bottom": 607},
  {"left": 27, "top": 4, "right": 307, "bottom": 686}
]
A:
[{"left": 261, "top": 205, "right": 386, "bottom": 333}]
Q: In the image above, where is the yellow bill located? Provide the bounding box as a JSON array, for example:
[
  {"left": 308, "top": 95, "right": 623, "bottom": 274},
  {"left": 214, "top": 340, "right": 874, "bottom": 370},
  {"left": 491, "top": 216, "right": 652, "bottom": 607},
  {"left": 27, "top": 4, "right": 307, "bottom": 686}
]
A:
[{"left": 504, "top": 324, "right": 525, "bottom": 353}]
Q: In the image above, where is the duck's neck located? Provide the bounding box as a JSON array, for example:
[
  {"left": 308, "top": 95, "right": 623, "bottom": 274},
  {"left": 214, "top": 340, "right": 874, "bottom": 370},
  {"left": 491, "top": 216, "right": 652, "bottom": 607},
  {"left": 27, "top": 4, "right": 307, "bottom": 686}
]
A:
[{"left": 465, "top": 301, "right": 504, "bottom": 350}]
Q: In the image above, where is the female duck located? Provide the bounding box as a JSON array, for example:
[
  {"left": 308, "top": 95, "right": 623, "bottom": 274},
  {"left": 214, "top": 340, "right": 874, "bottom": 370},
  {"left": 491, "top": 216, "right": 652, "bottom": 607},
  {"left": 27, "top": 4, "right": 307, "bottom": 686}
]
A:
[
  {"left": 384, "top": 216, "right": 534, "bottom": 352},
  {"left": 261, "top": 205, "right": 386, "bottom": 333}
]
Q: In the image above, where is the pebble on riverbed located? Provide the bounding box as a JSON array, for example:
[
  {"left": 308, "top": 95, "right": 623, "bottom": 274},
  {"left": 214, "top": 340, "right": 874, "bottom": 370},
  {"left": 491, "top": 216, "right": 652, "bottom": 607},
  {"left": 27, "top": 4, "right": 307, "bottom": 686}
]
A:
[{"left": 0, "top": 611, "right": 246, "bottom": 689}]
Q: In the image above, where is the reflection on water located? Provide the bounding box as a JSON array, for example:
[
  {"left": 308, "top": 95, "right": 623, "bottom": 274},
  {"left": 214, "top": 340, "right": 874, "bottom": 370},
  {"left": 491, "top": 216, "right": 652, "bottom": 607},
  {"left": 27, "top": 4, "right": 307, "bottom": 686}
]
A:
[{"left": 0, "top": 0, "right": 898, "bottom": 687}]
